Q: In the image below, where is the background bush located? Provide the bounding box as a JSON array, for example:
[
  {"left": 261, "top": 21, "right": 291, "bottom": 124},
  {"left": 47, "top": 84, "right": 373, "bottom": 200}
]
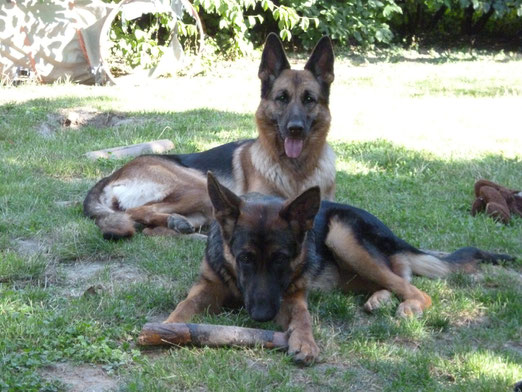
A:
[
  {"left": 185, "top": 0, "right": 521, "bottom": 55},
  {"left": 391, "top": 0, "right": 522, "bottom": 46},
  {"left": 108, "top": 0, "right": 522, "bottom": 62},
  {"left": 181, "top": 0, "right": 404, "bottom": 56}
]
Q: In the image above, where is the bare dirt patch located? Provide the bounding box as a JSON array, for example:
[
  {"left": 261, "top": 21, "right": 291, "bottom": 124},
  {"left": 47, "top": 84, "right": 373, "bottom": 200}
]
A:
[
  {"left": 41, "top": 362, "right": 118, "bottom": 392},
  {"left": 59, "top": 261, "right": 147, "bottom": 297},
  {"left": 59, "top": 108, "right": 132, "bottom": 129},
  {"left": 36, "top": 107, "right": 144, "bottom": 138},
  {"left": 16, "top": 238, "right": 47, "bottom": 256},
  {"left": 62, "top": 261, "right": 143, "bottom": 284},
  {"left": 504, "top": 341, "right": 522, "bottom": 356}
]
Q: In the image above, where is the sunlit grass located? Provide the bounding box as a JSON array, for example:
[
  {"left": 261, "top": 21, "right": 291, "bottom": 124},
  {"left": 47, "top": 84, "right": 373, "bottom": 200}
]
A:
[{"left": 1, "top": 52, "right": 521, "bottom": 391}]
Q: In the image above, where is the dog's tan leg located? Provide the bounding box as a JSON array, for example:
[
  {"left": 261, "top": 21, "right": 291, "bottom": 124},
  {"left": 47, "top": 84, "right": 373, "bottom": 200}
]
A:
[
  {"left": 164, "top": 278, "right": 229, "bottom": 323},
  {"left": 127, "top": 202, "right": 177, "bottom": 227},
  {"left": 127, "top": 203, "right": 210, "bottom": 234},
  {"left": 363, "top": 256, "right": 413, "bottom": 312},
  {"left": 164, "top": 262, "right": 231, "bottom": 323},
  {"left": 276, "top": 289, "right": 319, "bottom": 365},
  {"left": 326, "top": 219, "right": 432, "bottom": 317},
  {"left": 168, "top": 212, "right": 209, "bottom": 234},
  {"left": 361, "top": 265, "right": 430, "bottom": 317}
]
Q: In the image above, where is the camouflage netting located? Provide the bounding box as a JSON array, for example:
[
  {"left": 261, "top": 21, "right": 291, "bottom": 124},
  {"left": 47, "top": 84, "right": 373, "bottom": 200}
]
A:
[{"left": 0, "top": 0, "right": 193, "bottom": 85}]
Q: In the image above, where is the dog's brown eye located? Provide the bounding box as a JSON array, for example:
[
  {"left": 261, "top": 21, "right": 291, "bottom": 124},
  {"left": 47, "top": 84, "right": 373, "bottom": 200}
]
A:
[
  {"left": 303, "top": 93, "right": 315, "bottom": 104},
  {"left": 276, "top": 92, "right": 289, "bottom": 104}
]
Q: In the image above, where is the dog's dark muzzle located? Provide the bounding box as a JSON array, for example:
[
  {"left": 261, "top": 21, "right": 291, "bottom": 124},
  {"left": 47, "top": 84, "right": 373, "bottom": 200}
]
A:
[
  {"left": 245, "top": 295, "right": 281, "bottom": 322},
  {"left": 279, "top": 104, "right": 309, "bottom": 159},
  {"left": 282, "top": 104, "right": 308, "bottom": 138}
]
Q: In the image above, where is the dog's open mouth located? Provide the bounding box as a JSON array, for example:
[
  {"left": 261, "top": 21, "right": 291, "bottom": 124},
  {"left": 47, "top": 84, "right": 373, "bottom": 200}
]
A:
[{"left": 284, "top": 137, "right": 304, "bottom": 158}]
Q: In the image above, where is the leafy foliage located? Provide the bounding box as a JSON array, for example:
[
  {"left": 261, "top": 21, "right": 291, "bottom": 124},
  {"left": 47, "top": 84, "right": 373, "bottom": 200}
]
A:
[
  {"left": 109, "top": 12, "right": 176, "bottom": 73},
  {"left": 183, "top": 0, "right": 403, "bottom": 56},
  {"left": 107, "top": 0, "right": 520, "bottom": 64},
  {"left": 392, "top": 0, "right": 522, "bottom": 41},
  {"left": 182, "top": 0, "right": 521, "bottom": 57},
  {"left": 280, "top": 0, "right": 402, "bottom": 49},
  {"left": 180, "top": 0, "right": 320, "bottom": 57}
]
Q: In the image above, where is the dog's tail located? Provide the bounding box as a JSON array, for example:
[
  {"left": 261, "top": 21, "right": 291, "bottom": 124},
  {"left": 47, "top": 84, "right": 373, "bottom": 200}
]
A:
[
  {"left": 83, "top": 177, "right": 135, "bottom": 240},
  {"left": 400, "top": 247, "right": 514, "bottom": 279}
]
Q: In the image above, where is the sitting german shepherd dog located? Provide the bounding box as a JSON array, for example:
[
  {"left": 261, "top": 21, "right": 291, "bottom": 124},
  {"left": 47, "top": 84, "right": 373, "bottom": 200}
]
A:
[
  {"left": 164, "top": 173, "right": 513, "bottom": 364},
  {"left": 84, "top": 33, "right": 336, "bottom": 240}
]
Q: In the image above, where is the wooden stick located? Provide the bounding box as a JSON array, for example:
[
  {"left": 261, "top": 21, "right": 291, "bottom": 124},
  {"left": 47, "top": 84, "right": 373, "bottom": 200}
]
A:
[
  {"left": 85, "top": 139, "right": 174, "bottom": 160},
  {"left": 138, "top": 322, "right": 288, "bottom": 350}
]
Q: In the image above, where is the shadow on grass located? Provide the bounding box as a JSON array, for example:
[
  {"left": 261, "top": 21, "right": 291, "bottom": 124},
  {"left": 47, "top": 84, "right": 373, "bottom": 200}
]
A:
[
  {"left": 0, "top": 97, "right": 257, "bottom": 184},
  {"left": 1, "top": 98, "right": 520, "bottom": 253},
  {"left": 331, "top": 139, "right": 521, "bottom": 244},
  {"left": 0, "top": 97, "right": 256, "bottom": 155},
  {"left": 2, "top": 99, "right": 520, "bottom": 291},
  {"left": 331, "top": 44, "right": 522, "bottom": 65}
]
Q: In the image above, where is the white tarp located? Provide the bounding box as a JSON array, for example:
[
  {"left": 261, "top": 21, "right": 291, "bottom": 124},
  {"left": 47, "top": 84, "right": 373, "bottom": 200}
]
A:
[
  {"left": 0, "top": 0, "right": 190, "bottom": 85},
  {"left": 0, "top": 0, "right": 113, "bottom": 84}
]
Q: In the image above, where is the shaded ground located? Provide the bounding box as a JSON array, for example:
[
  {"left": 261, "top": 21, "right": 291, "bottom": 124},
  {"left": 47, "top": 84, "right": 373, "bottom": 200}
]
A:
[
  {"left": 59, "top": 261, "right": 146, "bottom": 297},
  {"left": 36, "top": 107, "right": 145, "bottom": 138},
  {"left": 40, "top": 363, "right": 118, "bottom": 392}
]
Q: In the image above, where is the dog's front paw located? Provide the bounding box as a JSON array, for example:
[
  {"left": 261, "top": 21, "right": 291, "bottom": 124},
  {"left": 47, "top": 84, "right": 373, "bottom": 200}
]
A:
[
  {"left": 396, "top": 291, "right": 431, "bottom": 318},
  {"left": 396, "top": 299, "right": 424, "bottom": 318},
  {"left": 288, "top": 332, "right": 319, "bottom": 365},
  {"left": 364, "top": 289, "right": 392, "bottom": 313},
  {"left": 167, "top": 214, "right": 195, "bottom": 234}
]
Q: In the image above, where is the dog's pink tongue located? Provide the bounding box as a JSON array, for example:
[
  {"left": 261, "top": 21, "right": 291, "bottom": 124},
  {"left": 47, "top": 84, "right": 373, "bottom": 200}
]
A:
[{"left": 284, "top": 138, "right": 303, "bottom": 158}]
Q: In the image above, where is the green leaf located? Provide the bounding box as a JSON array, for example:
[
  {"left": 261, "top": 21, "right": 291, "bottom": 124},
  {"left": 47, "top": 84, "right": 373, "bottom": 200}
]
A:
[
  {"left": 383, "top": 4, "right": 400, "bottom": 17},
  {"left": 299, "top": 17, "right": 310, "bottom": 31},
  {"left": 134, "top": 29, "right": 145, "bottom": 41},
  {"left": 280, "top": 29, "right": 292, "bottom": 41},
  {"left": 219, "top": 19, "right": 229, "bottom": 29}
]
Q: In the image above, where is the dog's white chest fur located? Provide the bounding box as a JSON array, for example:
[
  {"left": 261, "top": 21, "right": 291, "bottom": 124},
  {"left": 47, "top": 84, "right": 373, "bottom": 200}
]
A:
[{"left": 250, "top": 142, "right": 336, "bottom": 198}]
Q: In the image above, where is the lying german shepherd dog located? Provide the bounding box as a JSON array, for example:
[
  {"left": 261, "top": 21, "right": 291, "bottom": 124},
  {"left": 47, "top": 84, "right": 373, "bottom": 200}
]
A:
[
  {"left": 84, "top": 33, "right": 336, "bottom": 240},
  {"left": 164, "top": 173, "right": 513, "bottom": 364}
]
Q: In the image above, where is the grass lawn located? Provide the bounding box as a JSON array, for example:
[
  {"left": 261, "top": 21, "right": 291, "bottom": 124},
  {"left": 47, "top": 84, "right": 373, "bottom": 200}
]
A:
[{"left": 1, "top": 50, "right": 521, "bottom": 391}]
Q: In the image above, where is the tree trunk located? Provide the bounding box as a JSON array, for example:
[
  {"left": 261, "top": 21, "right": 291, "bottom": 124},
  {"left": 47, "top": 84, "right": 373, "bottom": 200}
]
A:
[
  {"left": 429, "top": 5, "right": 448, "bottom": 31},
  {"left": 462, "top": 4, "right": 474, "bottom": 35},
  {"left": 472, "top": 7, "right": 495, "bottom": 34}
]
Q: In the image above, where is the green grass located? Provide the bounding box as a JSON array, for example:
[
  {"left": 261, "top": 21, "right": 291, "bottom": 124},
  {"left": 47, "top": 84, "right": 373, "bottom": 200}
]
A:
[{"left": 1, "top": 53, "right": 521, "bottom": 391}]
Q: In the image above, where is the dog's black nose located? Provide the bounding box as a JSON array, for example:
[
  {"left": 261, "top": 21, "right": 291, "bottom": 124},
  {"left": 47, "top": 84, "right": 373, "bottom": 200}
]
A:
[
  {"left": 287, "top": 120, "right": 304, "bottom": 137},
  {"left": 248, "top": 299, "right": 279, "bottom": 322},
  {"left": 250, "top": 311, "right": 276, "bottom": 322}
]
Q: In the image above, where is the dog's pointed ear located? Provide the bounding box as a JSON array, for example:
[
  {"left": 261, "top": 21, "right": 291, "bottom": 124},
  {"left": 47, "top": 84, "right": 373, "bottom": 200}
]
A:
[
  {"left": 207, "top": 172, "right": 241, "bottom": 240},
  {"left": 304, "top": 36, "right": 334, "bottom": 98},
  {"left": 258, "top": 32, "right": 290, "bottom": 98},
  {"left": 279, "top": 186, "right": 321, "bottom": 238}
]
